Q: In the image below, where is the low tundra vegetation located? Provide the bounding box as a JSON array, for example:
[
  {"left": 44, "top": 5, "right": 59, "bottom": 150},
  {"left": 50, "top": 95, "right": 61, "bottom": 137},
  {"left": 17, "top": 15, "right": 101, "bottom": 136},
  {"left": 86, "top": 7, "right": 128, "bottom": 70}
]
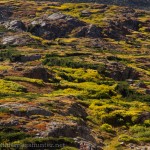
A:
[{"left": 0, "top": 0, "right": 150, "bottom": 149}]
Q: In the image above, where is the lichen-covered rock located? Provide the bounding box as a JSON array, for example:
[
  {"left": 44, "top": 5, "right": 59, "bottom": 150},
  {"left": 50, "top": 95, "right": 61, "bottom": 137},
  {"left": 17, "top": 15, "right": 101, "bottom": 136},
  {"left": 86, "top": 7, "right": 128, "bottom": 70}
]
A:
[
  {"left": 64, "top": 103, "right": 88, "bottom": 119},
  {"left": 80, "top": 10, "right": 91, "bottom": 17},
  {"left": 121, "top": 19, "right": 142, "bottom": 31},
  {"left": 4, "top": 20, "right": 26, "bottom": 31},
  {"left": 0, "top": 6, "right": 13, "bottom": 22},
  {"left": 100, "top": 62, "right": 140, "bottom": 81},
  {"left": 0, "top": 118, "right": 19, "bottom": 126},
  {"left": 0, "top": 103, "right": 53, "bottom": 117},
  {"left": 47, "top": 12, "right": 68, "bottom": 20},
  {"left": 23, "top": 66, "right": 50, "bottom": 81},
  {"left": 1, "top": 34, "right": 38, "bottom": 46},
  {"left": 73, "top": 24, "right": 102, "bottom": 38},
  {"left": 11, "top": 54, "right": 41, "bottom": 62},
  {"left": 29, "top": 13, "right": 85, "bottom": 40},
  {"left": 43, "top": 120, "right": 96, "bottom": 143},
  {"left": 104, "top": 18, "right": 142, "bottom": 40}
]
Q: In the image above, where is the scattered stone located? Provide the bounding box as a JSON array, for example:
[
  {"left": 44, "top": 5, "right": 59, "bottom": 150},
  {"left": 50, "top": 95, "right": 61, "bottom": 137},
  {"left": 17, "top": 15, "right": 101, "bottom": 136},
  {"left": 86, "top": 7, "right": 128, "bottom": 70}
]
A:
[
  {"left": 47, "top": 12, "right": 67, "bottom": 20},
  {"left": 80, "top": 10, "right": 91, "bottom": 17},
  {"left": 126, "top": 79, "right": 134, "bottom": 84}
]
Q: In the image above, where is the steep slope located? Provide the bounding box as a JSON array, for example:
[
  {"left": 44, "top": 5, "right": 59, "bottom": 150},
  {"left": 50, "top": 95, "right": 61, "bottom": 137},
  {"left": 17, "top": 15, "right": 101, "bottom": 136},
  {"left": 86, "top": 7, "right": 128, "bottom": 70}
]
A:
[{"left": 0, "top": 0, "right": 150, "bottom": 150}]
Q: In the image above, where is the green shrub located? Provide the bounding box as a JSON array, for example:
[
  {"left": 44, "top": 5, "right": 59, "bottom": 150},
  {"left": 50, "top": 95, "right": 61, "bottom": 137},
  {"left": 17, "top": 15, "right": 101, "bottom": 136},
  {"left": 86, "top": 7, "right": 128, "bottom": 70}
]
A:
[
  {"left": 0, "top": 132, "right": 30, "bottom": 143},
  {"left": 101, "top": 110, "right": 132, "bottom": 126},
  {"left": 5, "top": 76, "right": 44, "bottom": 86},
  {"left": 130, "top": 125, "right": 150, "bottom": 142},
  {"left": 100, "top": 123, "right": 116, "bottom": 133},
  {"left": 144, "top": 120, "right": 150, "bottom": 127},
  {"left": 0, "top": 79, "right": 27, "bottom": 97},
  {"left": 0, "top": 47, "right": 20, "bottom": 62},
  {"left": 0, "top": 26, "right": 7, "bottom": 32},
  {"left": 118, "top": 134, "right": 137, "bottom": 143},
  {"left": 43, "top": 56, "right": 101, "bottom": 70},
  {"left": 130, "top": 125, "right": 147, "bottom": 133},
  {"left": 115, "top": 82, "right": 131, "bottom": 97},
  {"left": 0, "top": 107, "right": 10, "bottom": 113}
]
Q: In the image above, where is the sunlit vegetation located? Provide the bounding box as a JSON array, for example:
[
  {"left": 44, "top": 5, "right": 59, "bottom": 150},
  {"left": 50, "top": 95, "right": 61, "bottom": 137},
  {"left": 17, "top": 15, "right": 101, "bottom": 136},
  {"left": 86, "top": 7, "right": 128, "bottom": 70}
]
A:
[
  {"left": 0, "top": 0, "right": 150, "bottom": 149},
  {"left": 0, "top": 79, "right": 27, "bottom": 96},
  {"left": 5, "top": 76, "right": 44, "bottom": 86}
]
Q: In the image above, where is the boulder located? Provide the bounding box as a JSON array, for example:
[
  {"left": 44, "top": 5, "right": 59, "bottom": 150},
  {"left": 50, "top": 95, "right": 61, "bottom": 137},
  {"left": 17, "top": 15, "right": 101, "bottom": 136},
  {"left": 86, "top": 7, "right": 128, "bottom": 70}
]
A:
[
  {"left": 11, "top": 54, "right": 41, "bottom": 62},
  {"left": 122, "top": 19, "right": 142, "bottom": 31},
  {"left": 0, "top": 118, "right": 19, "bottom": 126},
  {"left": 16, "top": 107, "right": 52, "bottom": 117},
  {"left": 100, "top": 62, "right": 140, "bottom": 81},
  {"left": 4, "top": 20, "right": 26, "bottom": 31},
  {"left": 47, "top": 12, "right": 67, "bottom": 20},
  {"left": 65, "top": 103, "right": 88, "bottom": 119},
  {"left": 104, "top": 18, "right": 141, "bottom": 40},
  {"left": 73, "top": 24, "right": 102, "bottom": 38},
  {"left": 0, "top": 103, "right": 53, "bottom": 117},
  {"left": 23, "top": 66, "right": 50, "bottom": 81},
  {"left": 80, "top": 10, "right": 91, "bottom": 17},
  {"left": 57, "top": 101, "right": 88, "bottom": 119},
  {"left": 104, "top": 21, "right": 130, "bottom": 40},
  {"left": 29, "top": 13, "right": 85, "bottom": 40},
  {"left": 0, "top": 6, "right": 13, "bottom": 22},
  {"left": 44, "top": 120, "right": 96, "bottom": 143},
  {"left": 1, "top": 34, "right": 38, "bottom": 46}
]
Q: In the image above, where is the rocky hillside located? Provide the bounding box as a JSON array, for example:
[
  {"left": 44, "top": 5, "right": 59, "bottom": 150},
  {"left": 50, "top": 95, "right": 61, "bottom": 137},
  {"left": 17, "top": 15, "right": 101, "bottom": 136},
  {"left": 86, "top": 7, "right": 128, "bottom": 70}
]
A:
[
  {"left": 51, "top": 0, "right": 150, "bottom": 9},
  {"left": 0, "top": 0, "right": 150, "bottom": 150}
]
